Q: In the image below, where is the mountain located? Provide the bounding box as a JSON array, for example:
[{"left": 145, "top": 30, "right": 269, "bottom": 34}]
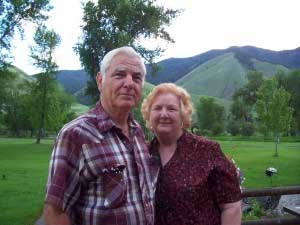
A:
[
  {"left": 145, "top": 49, "right": 225, "bottom": 84},
  {"left": 145, "top": 46, "right": 300, "bottom": 85},
  {"left": 7, "top": 65, "right": 35, "bottom": 82},
  {"left": 55, "top": 70, "right": 90, "bottom": 94},
  {"left": 11, "top": 45, "right": 300, "bottom": 107},
  {"left": 176, "top": 53, "right": 247, "bottom": 100}
]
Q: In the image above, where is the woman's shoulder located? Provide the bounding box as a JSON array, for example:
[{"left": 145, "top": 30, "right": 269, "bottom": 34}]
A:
[{"left": 185, "top": 131, "right": 218, "bottom": 147}]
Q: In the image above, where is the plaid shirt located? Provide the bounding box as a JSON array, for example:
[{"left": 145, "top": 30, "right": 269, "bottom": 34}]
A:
[{"left": 45, "top": 102, "right": 155, "bottom": 225}]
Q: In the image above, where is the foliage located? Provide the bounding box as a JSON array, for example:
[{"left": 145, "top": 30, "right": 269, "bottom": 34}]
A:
[
  {"left": 196, "top": 97, "right": 225, "bottom": 135},
  {"left": 131, "top": 82, "right": 154, "bottom": 141},
  {"left": 240, "top": 122, "right": 256, "bottom": 136},
  {"left": 75, "top": 0, "right": 180, "bottom": 102},
  {"left": 226, "top": 120, "right": 241, "bottom": 136},
  {"left": 242, "top": 201, "right": 267, "bottom": 220},
  {"left": 0, "top": 0, "right": 51, "bottom": 65},
  {"left": 277, "top": 70, "right": 300, "bottom": 135},
  {"left": 234, "top": 70, "right": 264, "bottom": 105},
  {"left": 30, "top": 25, "right": 61, "bottom": 143},
  {"left": 255, "top": 78, "right": 293, "bottom": 156}
]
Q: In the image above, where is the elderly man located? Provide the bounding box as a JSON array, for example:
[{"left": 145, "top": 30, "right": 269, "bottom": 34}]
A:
[{"left": 43, "top": 46, "right": 154, "bottom": 225}]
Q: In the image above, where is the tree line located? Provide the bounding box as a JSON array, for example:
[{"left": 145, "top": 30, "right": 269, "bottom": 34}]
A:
[
  {"left": 0, "top": 0, "right": 179, "bottom": 143},
  {"left": 192, "top": 70, "right": 299, "bottom": 156}
]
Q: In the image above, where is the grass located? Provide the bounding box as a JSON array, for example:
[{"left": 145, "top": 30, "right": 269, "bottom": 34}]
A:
[
  {"left": 0, "top": 137, "right": 299, "bottom": 225},
  {"left": 218, "top": 140, "right": 300, "bottom": 188},
  {"left": 0, "top": 138, "right": 53, "bottom": 225},
  {"left": 71, "top": 103, "right": 90, "bottom": 115}
]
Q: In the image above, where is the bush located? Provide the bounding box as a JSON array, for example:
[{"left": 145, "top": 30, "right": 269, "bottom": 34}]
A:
[
  {"left": 241, "top": 122, "right": 256, "bottom": 136},
  {"left": 227, "top": 120, "right": 241, "bottom": 136}
]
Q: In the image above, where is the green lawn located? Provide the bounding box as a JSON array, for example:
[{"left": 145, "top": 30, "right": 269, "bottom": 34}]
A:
[
  {"left": 0, "top": 138, "right": 299, "bottom": 225},
  {"left": 0, "top": 138, "right": 53, "bottom": 225},
  {"left": 218, "top": 140, "right": 300, "bottom": 188}
]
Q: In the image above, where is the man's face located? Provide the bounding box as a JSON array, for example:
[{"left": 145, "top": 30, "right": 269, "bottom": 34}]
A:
[{"left": 97, "top": 53, "right": 144, "bottom": 112}]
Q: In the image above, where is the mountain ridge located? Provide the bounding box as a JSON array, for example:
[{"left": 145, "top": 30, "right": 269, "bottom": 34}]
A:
[{"left": 11, "top": 45, "right": 300, "bottom": 105}]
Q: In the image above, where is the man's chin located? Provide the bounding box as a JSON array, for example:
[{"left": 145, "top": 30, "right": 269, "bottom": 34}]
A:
[{"left": 117, "top": 101, "right": 137, "bottom": 109}]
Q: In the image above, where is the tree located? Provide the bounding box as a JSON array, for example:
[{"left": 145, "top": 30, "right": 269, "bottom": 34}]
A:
[
  {"left": 0, "top": 0, "right": 51, "bottom": 65},
  {"left": 30, "top": 25, "right": 61, "bottom": 143},
  {"left": 277, "top": 70, "right": 300, "bottom": 135},
  {"left": 196, "top": 97, "right": 225, "bottom": 135},
  {"left": 256, "top": 78, "right": 293, "bottom": 157},
  {"left": 234, "top": 71, "right": 264, "bottom": 105},
  {"left": 75, "top": 0, "right": 180, "bottom": 102},
  {"left": 2, "top": 77, "right": 29, "bottom": 136}
]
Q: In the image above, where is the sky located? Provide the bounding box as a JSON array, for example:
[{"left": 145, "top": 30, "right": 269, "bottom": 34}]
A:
[{"left": 11, "top": 0, "right": 300, "bottom": 75}]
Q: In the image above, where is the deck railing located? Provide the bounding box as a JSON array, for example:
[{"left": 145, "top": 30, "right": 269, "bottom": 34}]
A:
[{"left": 241, "top": 186, "right": 300, "bottom": 225}]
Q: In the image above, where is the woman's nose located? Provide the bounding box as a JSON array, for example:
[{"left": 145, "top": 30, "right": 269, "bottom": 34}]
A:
[{"left": 160, "top": 108, "right": 168, "bottom": 117}]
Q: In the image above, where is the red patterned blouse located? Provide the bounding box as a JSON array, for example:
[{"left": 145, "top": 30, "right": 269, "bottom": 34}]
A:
[{"left": 149, "top": 131, "right": 241, "bottom": 225}]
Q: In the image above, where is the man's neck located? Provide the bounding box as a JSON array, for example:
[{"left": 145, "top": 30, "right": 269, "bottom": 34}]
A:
[{"left": 101, "top": 100, "right": 131, "bottom": 135}]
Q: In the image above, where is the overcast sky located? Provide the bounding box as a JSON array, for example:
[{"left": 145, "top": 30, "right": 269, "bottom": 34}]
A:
[{"left": 11, "top": 0, "right": 300, "bottom": 75}]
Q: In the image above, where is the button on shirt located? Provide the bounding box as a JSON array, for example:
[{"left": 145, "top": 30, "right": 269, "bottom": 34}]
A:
[{"left": 45, "top": 102, "right": 154, "bottom": 225}]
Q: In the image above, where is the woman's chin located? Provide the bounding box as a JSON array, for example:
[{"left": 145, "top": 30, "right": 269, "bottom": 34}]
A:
[{"left": 155, "top": 128, "right": 176, "bottom": 136}]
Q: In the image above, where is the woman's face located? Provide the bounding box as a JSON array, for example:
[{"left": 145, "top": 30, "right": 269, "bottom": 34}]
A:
[{"left": 149, "top": 93, "right": 183, "bottom": 136}]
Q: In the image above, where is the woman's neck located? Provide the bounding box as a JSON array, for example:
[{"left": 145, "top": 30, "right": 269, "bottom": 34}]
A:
[{"left": 156, "top": 129, "right": 183, "bottom": 147}]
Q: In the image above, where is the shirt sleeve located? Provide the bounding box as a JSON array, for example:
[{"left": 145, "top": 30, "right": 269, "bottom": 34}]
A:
[
  {"left": 208, "top": 142, "right": 241, "bottom": 205},
  {"left": 44, "top": 128, "right": 81, "bottom": 214}
]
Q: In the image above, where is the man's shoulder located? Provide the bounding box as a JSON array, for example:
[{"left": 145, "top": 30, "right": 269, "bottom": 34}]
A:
[
  {"left": 63, "top": 111, "right": 96, "bottom": 131},
  {"left": 57, "top": 109, "right": 101, "bottom": 141}
]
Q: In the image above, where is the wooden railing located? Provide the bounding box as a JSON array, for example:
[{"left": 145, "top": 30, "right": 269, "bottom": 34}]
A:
[{"left": 241, "top": 186, "right": 300, "bottom": 225}]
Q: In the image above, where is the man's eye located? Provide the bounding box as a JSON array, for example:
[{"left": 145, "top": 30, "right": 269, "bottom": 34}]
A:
[
  {"left": 133, "top": 75, "right": 142, "bottom": 82},
  {"left": 114, "top": 73, "right": 124, "bottom": 78}
]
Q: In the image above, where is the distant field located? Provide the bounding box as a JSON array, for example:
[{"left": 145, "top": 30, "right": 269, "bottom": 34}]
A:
[
  {"left": 71, "top": 103, "right": 90, "bottom": 115},
  {"left": 0, "top": 138, "right": 299, "bottom": 225}
]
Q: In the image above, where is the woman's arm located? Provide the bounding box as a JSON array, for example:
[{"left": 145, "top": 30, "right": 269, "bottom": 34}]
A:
[{"left": 220, "top": 200, "right": 242, "bottom": 225}]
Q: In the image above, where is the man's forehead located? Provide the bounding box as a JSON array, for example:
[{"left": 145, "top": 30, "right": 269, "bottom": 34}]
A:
[{"left": 113, "top": 64, "right": 143, "bottom": 74}]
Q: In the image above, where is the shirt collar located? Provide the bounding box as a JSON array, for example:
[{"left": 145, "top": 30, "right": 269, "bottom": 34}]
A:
[{"left": 94, "top": 101, "right": 138, "bottom": 133}]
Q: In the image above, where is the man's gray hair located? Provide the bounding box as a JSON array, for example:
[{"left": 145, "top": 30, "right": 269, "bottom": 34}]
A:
[{"left": 100, "top": 46, "right": 146, "bottom": 84}]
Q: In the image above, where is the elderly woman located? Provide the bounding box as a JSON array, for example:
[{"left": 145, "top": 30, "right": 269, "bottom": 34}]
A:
[{"left": 141, "top": 83, "right": 241, "bottom": 225}]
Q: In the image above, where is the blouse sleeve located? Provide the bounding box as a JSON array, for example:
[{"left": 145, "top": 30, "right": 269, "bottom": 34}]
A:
[{"left": 208, "top": 142, "right": 241, "bottom": 204}]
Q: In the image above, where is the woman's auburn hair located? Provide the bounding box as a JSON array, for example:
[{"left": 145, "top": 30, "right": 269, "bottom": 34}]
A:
[{"left": 141, "top": 83, "right": 193, "bottom": 129}]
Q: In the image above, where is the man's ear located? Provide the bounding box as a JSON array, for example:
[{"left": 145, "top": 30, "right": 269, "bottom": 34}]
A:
[{"left": 96, "top": 72, "right": 103, "bottom": 92}]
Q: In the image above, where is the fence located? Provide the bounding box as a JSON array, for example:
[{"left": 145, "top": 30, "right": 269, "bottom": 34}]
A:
[{"left": 241, "top": 186, "right": 300, "bottom": 225}]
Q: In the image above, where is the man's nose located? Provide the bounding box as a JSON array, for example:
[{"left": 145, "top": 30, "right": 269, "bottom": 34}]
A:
[{"left": 123, "top": 74, "right": 134, "bottom": 87}]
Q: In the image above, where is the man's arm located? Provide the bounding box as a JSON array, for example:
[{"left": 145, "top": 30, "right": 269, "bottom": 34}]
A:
[
  {"left": 43, "top": 203, "right": 71, "bottom": 225},
  {"left": 220, "top": 200, "right": 242, "bottom": 225}
]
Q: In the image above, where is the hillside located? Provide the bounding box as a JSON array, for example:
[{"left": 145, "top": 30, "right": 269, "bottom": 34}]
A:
[
  {"left": 55, "top": 70, "right": 89, "bottom": 94},
  {"left": 10, "top": 45, "right": 299, "bottom": 106},
  {"left": 176, "top": 53, "right": 247, "bottom": 99},
  {"left": 146, "top": 46, "right": 300, "bottom": 85}
]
